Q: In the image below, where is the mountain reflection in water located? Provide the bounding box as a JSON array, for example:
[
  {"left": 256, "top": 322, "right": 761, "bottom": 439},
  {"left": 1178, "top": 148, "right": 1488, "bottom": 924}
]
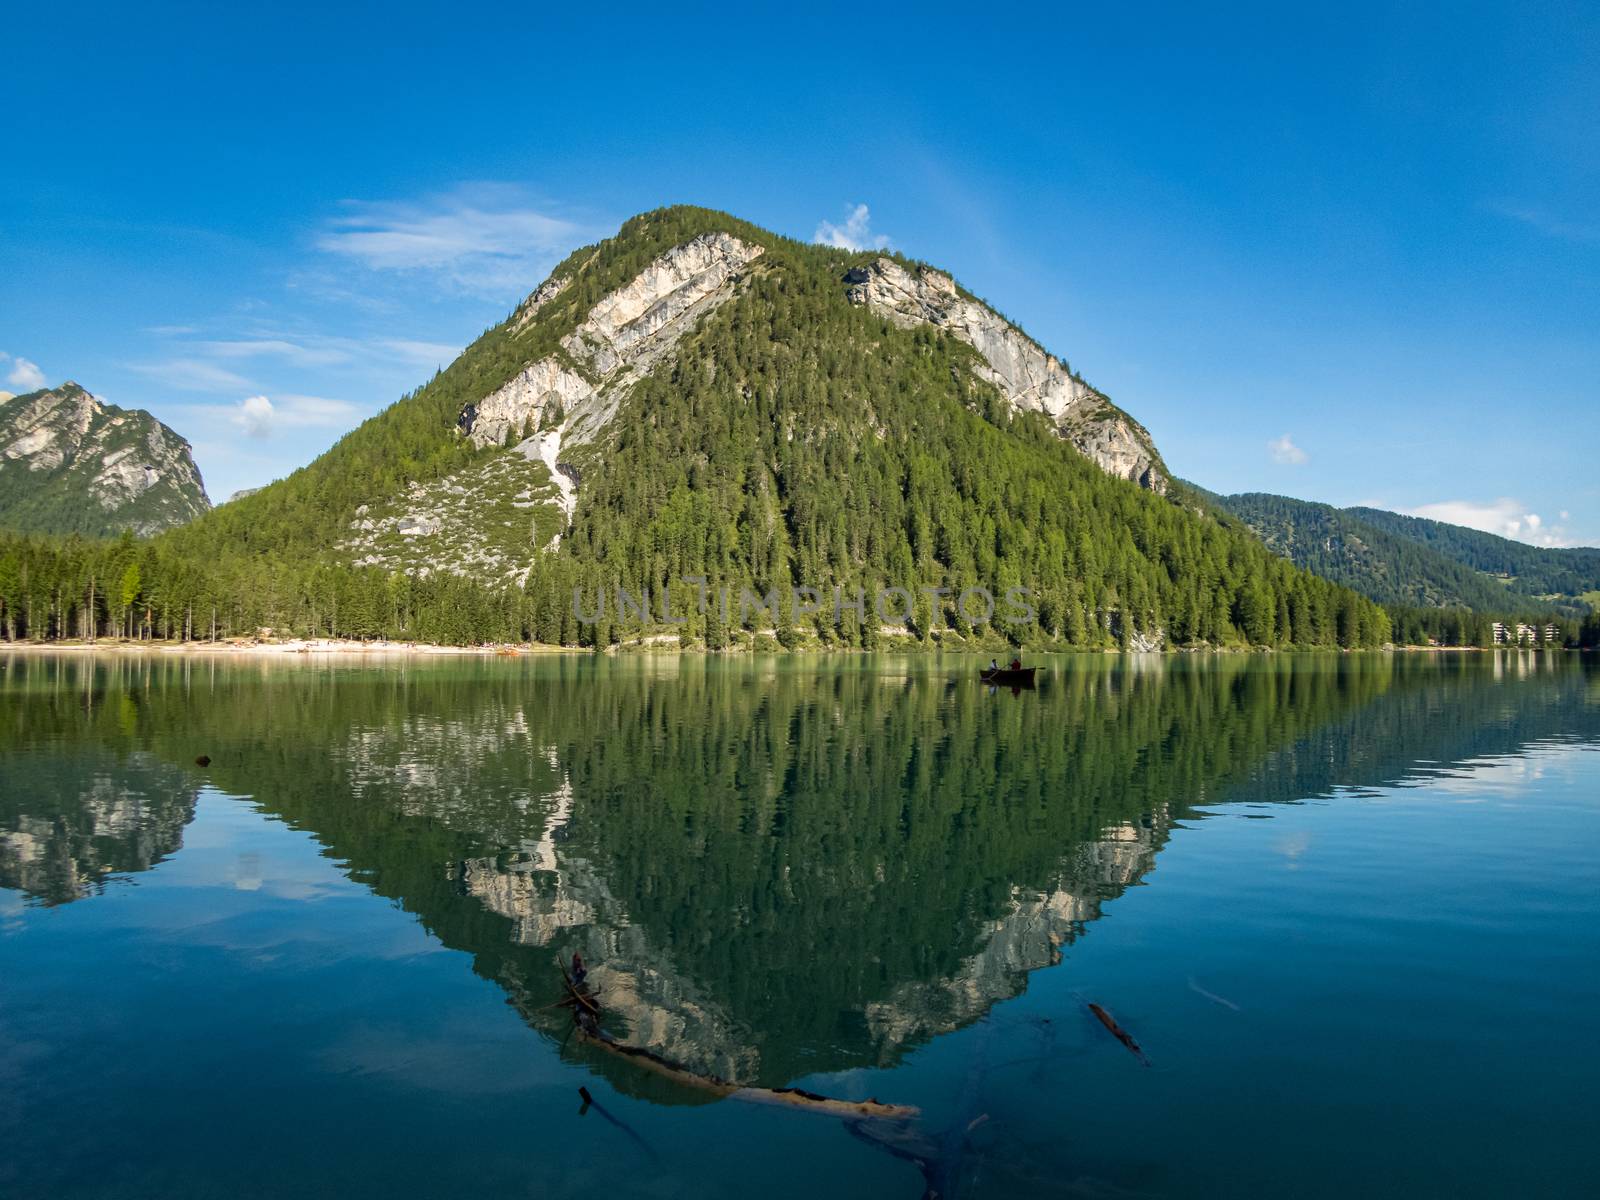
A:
[{"left": 2, "top": 650, "right": 1595, "bottom": 1106}]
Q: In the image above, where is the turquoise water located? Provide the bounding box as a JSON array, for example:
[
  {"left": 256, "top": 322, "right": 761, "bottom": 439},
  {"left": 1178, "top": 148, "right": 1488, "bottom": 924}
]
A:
[{"left": 1, "top": 651, "right": 1597, "bottom": 1198}]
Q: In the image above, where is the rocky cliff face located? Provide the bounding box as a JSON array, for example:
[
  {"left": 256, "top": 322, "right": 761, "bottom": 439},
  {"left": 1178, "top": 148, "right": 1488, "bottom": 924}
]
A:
[
  {"left": 0, "top": 383, "right": 211, "bottom": 536},
  {"left": 845, "top": 258, "right": 1167, "bottom": 491}
]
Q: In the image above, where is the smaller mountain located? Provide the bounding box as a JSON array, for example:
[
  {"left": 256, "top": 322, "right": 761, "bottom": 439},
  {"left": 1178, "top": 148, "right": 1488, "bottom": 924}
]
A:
[
  {"left": 0, "top": 383, "right": 211, "bottom": 537},
  {"left": 1206, "top": 490, "right": 1597, "bottom": 613},
  {"left": 1346, "top": 507, "right": 1600, "bottom": 602}
]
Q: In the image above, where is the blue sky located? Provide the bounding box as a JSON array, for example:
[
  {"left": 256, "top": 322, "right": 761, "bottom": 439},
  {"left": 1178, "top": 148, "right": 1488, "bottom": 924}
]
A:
[{"left": 3, "top": 1, "right": 1596, "bottom": 545}]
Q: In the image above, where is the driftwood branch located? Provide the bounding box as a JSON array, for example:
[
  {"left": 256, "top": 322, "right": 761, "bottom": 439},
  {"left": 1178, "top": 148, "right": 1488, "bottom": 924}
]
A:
[
  {"left": 558, "top": 955, "right": 601, "bottom": 1017},
  {"left": 574, "top": 1026, "right": 919, "bottom": 1120}
]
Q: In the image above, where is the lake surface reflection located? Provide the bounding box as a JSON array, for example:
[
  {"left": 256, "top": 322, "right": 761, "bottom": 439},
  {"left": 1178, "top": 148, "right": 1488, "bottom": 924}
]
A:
[{"left": 2, "top": 651, "right": 1597, "bottom": 1198}]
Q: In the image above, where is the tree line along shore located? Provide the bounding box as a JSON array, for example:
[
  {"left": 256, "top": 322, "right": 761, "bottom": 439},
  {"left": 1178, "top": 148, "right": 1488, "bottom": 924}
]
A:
[{"left": 4, "top": 529, "right": 1597, "bottom": 651}]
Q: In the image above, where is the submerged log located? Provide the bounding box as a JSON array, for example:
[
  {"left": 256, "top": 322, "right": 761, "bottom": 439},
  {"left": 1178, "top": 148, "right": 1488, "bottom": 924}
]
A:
[{"left": 1088, "top": 1002, "right": 1150, "bottom": 1066}]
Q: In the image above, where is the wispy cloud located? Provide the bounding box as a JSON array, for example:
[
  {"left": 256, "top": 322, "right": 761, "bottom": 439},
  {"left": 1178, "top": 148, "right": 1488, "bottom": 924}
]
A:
[
  {"left": 1, "top": 352, "right": 46, "bottom": 391},
  {"left": 196, "top": 338, "right": 352, "bottom": 367},
  {"left": 1491, "top": 202, "right": 1600, "bottom": 244},
  {"left": 129, "top": 358, "right": 254, "bottom": 393},
  {"left": 147, "top": 326, "right": 463, "bottom": 378},
  {"left": 814, "top": 203, "right": 891, "bottom": 252},
  {"left": 316, "top": 183, "right": 589, "bottom": 297},
  {"left": 378, "top": 339, "right": 462, "bottom": 369},
  {"left": 273, "top": 394, "right": 361, "bottom": 427},
  {"left": 1405, "top": 497, "right": 1577, "bottom": 548},
  {"left": 1268, "top": 433, "right": 1308, "bottom": 465}
]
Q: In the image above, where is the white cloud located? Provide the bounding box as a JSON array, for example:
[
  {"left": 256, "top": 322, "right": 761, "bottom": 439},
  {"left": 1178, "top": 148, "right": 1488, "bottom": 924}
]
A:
[
  {"left": 1405, "top": 497, "right": 1577, "bottom": 548},
  {"left": 316, "top": 183, "right": 588, "bottom": 297},
  {"left": 1267, "top": 433, "right": 1308, "bottom": 465},
  {"left": 236, "top": 394, "right": 275, "bottom": 438},
  {"left": 2, "top": 353, "right": 46, "bottom": 390},
  {"left": 813, "top": 203, "right": 891, "bottom": 251}
]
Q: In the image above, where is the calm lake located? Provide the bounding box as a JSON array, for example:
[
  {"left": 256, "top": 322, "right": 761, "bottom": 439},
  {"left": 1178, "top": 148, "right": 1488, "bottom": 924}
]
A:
[{"left": 2, "top": 651, "right": 1597, "bottom": 1198}]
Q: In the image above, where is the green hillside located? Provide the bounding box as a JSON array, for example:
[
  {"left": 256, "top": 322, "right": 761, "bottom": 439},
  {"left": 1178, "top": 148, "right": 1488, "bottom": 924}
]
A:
[
  {"left": 0, "top": 207, "right": 1389, "bottom": 649},
  {"left": 1347, "top": 507, "right": 1600, "bottom": 600}
]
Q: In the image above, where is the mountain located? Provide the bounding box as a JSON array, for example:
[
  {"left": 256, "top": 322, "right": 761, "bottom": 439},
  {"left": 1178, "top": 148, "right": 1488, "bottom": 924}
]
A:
[
  {"left": 2, "top": 207, "right": 1388, "bottom": 648},
  {"left": 171, "top": 210, "right": 1170, "bottom": 582},
  {"left": 1208, "top": 490, "right": 1598, "bottom": 613},
  {"left": 0, "top": 383, "right": 211, "bottom": 537}
]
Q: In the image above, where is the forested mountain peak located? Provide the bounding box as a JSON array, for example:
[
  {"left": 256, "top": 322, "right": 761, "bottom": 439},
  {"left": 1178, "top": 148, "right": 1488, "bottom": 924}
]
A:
[
  {"left": 183, "top": 207, "right": 1171, "bottom": 579},
  {"left": 0, "top": 381, "right": 210, "bottom": 537}
]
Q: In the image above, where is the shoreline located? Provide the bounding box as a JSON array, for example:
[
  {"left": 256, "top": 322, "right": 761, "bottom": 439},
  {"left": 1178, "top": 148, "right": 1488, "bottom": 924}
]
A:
[{"left": 0, "top": 638, "right": 1573, "bottom": 658}]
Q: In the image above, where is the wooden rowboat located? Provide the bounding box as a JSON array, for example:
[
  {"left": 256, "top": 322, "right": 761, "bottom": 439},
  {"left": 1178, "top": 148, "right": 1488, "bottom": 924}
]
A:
[{"left": 979, "top": 666, "right": 1037, "bottom": 686}]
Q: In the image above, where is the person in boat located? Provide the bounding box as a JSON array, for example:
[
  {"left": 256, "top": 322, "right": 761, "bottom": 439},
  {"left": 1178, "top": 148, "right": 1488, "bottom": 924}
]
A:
[
  {"left": 1009, "top": 657, "right": 1022, "bottom": 671},
  {"left": 988, "top": 658, "right": 999, "bottom": 673}
]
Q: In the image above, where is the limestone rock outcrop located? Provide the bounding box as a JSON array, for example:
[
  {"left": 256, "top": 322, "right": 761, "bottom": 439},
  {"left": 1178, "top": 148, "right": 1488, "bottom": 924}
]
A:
[{"left": 463, "top": 232, "right": 765, "bottom": 454}]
